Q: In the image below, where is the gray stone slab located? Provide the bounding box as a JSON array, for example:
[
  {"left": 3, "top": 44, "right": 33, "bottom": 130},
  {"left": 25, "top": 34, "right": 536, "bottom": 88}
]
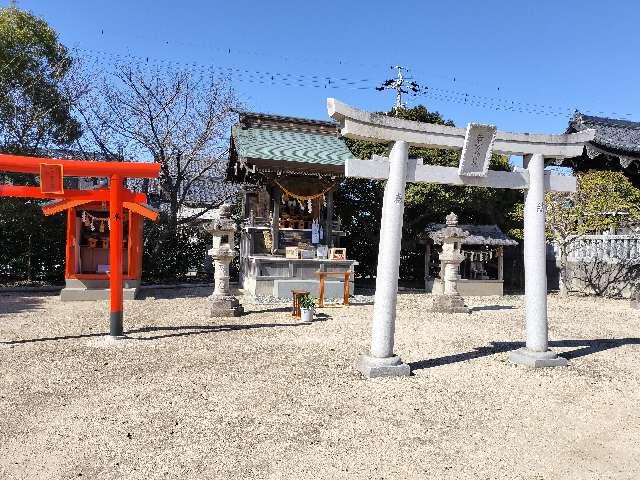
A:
[
  {"left": 60, "top": 287, "right": 138, "bottom": 302},
  {"left": 355, "top": 354, "right": 411, "bottom": 378},
  {"left": 509, "top": 347, "right": 568, "bottom": 368},
  {"left": 273, "top": 279, "right": 353, "bottom": 299}
]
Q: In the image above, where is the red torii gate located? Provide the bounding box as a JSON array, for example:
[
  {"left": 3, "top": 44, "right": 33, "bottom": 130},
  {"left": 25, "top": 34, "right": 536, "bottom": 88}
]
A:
[{"left": 0, "top": 153, "right": 160, "bottom": 337}]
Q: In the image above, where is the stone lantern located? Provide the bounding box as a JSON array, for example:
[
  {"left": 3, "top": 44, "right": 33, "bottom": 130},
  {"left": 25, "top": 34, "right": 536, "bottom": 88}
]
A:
[
  {"left": 431, "top": 212, "right": 470, "bottom": 313},
  {"left": 205, "top": 203, "right": 243, "bottom": 317}
]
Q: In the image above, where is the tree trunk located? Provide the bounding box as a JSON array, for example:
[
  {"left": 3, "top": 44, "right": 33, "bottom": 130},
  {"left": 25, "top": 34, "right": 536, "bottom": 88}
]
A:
[{"left": 558, "top": 244, "right": 569, "bottom": 297}]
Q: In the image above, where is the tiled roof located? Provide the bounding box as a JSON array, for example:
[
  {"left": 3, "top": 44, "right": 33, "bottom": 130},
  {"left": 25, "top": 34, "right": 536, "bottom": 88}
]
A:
[
  {"left": 425, "top": 223, "right": 518, "bottom": 246},
  {"left": 568, "top": 112, "right": 640, "bottom": 160},
  {"left": 232, "top": 124, "right": 357, "bottom": 167}
]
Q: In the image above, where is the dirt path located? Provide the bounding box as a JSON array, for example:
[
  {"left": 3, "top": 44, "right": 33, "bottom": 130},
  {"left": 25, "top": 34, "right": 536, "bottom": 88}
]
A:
[{"left": 1, "top": 292, "right": 639, "bottom": 479}]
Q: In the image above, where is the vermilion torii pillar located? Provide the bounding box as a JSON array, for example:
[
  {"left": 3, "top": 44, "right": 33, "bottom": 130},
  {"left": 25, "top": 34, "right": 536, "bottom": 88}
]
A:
[
  {"left": 0, "top": 154, "right": 160, "bottom": 338},
  {"left": 327, "top": 98, "right": 595, "bottom": 377}
]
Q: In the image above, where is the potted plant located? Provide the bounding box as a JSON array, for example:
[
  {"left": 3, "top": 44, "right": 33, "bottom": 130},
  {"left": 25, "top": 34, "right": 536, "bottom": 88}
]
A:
[{"left": 299, "top": 293, "right": 316, "bottom": 322}]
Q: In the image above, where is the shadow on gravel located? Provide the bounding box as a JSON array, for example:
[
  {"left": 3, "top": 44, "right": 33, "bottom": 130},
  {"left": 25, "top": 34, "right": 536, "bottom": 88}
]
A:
[
  {"left": 131, "top": 322, "right": 312, "bottom": 341},
  {"left": 470, "top": 305, "right": 516, "bottom": 312},
  {"left": 0, "top": 294, "right": 51, "bottom": 316},
  {"left": 409, "top": 338, "right": 640, "bottom": 372},
  {"left": 1, "top": 320, "right": 313, "bottom": 345},
  {"left": 245, "top": 306, "right": 292, "bottom": 314}
]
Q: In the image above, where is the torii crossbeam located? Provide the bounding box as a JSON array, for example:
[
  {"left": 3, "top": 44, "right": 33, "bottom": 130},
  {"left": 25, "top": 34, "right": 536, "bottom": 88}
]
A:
[
  {"left": 0, "top": 154, "right": 160, "bottom": 338},
  {"left": 327, "top": 98, "right": 596, "bottom": 378}
]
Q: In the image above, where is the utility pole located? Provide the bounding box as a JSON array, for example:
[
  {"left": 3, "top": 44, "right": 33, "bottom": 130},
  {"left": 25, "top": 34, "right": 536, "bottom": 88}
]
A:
[{"left": 376, "top": 66, "right": 420, "bottom": 113}]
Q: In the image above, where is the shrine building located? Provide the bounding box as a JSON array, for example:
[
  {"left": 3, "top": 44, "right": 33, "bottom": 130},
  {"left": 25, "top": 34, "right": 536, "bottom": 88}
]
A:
[{"left": 226, "top": 112, "right": 358, "bottom": 298}]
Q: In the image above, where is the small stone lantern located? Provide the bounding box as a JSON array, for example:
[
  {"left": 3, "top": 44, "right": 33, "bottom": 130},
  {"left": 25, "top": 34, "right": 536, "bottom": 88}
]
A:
[
  {"left": 205, "top": 203, "right": 243, "bottom": 317},
  {"left": 431, "top": 212, "right": 470, "bottom": 313}
]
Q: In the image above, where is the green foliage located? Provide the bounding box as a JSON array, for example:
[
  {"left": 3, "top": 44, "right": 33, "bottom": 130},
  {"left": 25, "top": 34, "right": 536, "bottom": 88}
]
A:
[
  {"left": 299, "top": 293, "right": 316, "bottom": 309},
  {"left": 0, "top": 198, "right": 65, "bottom": 283},
  {"left": 0, "top": 7, "right": 80, "bottom": 284},
  {"left": 546, "top": 170, "right": 640, "bottom": 239},
  {"left": 335, "top": 105, "right": 523, "bottom": 283},
  {"left": 142, "top": 214, "right": 212, "bottom": 282},
  {"left": 0, "top": 6, "right": 81, "bottom": 152}
]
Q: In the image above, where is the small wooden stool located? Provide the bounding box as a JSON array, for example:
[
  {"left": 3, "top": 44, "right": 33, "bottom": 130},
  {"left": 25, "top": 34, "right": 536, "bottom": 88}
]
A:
[
  {"left": 291, "top": 289, "right": 309, "bottom": 319},
  {"left": 317, "top": 271, "right": 351, "bottom": 308}
]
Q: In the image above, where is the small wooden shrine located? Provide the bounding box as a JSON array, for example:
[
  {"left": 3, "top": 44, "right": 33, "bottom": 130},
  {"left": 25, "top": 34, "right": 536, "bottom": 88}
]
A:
[
  {"left": 227, "top": 111, "right": 358, "bottom": 298},
  {"left": 47, "top": 200, "right": 149, "bottom": 301},
  {"left": 422, "top": 222, "right": 518, "bottom": 296}
]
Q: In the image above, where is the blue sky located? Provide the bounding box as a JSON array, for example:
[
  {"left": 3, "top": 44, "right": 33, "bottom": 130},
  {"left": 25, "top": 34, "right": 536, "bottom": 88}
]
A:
[{"left": 12, "top": 0, "right": 640, "bottom": 138}]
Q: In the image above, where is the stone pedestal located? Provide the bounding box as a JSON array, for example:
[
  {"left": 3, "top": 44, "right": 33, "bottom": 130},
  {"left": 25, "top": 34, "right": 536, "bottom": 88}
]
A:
[
  {"left": 431, "top": 294, "right": 470, "bottom": 313},
  {"left": 510, "top": 347, "right": 568, "bottom": 367},
  {"left": 355, "top": 354, "right": 411, "bottom": 378},
  {"left": 210, "top": 293, "right": 243, "bottom": 317}
]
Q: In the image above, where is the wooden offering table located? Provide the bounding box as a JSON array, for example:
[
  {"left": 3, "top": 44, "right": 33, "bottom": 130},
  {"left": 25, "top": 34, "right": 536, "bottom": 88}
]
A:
[{"left": 317, "top": 270, "right": 351, "bottom": 307}]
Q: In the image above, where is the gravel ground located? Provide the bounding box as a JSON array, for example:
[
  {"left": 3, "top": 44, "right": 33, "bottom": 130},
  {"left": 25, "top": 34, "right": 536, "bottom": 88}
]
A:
[{"left": 1, "top": 291, "right": 639, "bottom": 480}]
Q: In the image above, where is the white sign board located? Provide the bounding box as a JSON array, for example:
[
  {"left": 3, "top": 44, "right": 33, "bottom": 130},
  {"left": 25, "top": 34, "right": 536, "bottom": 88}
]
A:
[{"left": 458, "top": 123, "right": 496, "bottom": 177}]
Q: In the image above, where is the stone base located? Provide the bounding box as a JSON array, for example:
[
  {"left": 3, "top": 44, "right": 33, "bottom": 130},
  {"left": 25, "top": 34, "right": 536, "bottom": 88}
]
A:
[
  {"left": 631, "top": 291, "right": 640, "bottom": 309},
  {"left": 431, "top": 294, "right": 470, "bottom": 313},
  {"left": 86, "top": 335, "right": 134, "bottom": 347},
  {"left": 510, "top": 347, "right": 568, "bottom": 368},
  {"left": 355, "top": 354, "right": 411, "bottom": 378},
  {"left": 210, "top": 294, "right": 243, "bottom": 317}
]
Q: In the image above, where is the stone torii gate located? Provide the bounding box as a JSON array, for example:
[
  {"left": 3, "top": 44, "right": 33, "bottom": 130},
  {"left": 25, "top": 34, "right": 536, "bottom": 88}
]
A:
[{"left": 327, "top": 98, "right": 596, "bottom": 378}]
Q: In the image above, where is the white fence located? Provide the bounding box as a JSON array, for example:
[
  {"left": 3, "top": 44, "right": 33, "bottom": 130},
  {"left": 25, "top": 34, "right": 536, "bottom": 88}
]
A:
[{"left": 565, "top": 235, "right": 640, "bottom": 264}]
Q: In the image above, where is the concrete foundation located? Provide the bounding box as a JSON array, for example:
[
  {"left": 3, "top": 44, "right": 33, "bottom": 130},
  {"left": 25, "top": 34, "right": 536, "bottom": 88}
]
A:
[
  {"left": 427, "top": 278, "right": 504, "bottom": 296},
  {"left": 355, "top": 354, "right": 411, "bottom": 378},
  {"left": 509, "top": 347, "right": 568, "bottom": 368},
  {"left": 60, "top": 278, "right": 140, "bottom": 302}
]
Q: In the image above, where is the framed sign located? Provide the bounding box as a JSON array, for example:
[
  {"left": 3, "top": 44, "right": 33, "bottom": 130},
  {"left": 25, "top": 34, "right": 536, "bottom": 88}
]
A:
[
  {"left": 39, "top": 163, "right": 64, "bottom": 194},
  {"left": 285, "top": 246, "right": 300, "bottom": 259},
  {"left": 329, "top": 248, "right": 346, "bottom": 260},
  {"left": 458, "top": 123, "right": 496, "bottom": 177}
]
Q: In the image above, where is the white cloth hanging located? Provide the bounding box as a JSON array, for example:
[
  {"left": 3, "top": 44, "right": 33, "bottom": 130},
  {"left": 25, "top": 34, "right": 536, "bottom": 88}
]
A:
[{"left": 311, "top": 219, "right": 320, "bottom": 244}]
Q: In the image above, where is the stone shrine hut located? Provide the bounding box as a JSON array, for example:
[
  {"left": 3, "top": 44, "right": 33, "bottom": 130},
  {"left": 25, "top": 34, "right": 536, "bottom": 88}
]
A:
[
  {"left": 423, "top": 223, "right": 517, "bottom": 296},
  {"left": 227, "top": 111, "right": 358, "bottom": 298}
]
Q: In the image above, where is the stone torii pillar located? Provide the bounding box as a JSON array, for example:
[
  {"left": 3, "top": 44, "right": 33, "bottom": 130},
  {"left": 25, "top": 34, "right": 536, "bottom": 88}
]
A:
[
  {"left": 327, "top": 98, "right": 595, "bottom": 377},
  {"left": 355, "top": 140, "right": 411, "bottom": 377},
  {"left": 509, "top": 154, "right": 567, "bottom": 367}
]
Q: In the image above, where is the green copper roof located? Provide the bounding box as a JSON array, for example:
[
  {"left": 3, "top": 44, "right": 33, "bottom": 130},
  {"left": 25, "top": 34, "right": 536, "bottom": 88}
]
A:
[{"left": 232, "top": 124, "right": 357, "bottom": 167}]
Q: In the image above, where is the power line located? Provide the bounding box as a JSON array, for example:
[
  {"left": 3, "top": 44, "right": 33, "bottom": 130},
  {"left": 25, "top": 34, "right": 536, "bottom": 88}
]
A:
[{"left": 2, "top": 44, "right": 635, "bottom": 122}]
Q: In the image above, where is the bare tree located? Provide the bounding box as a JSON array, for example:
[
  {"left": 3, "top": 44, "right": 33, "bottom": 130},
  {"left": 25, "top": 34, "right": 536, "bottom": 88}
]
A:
[{"left": 76, "top": 65, "right": 239, "bottom": 236}]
